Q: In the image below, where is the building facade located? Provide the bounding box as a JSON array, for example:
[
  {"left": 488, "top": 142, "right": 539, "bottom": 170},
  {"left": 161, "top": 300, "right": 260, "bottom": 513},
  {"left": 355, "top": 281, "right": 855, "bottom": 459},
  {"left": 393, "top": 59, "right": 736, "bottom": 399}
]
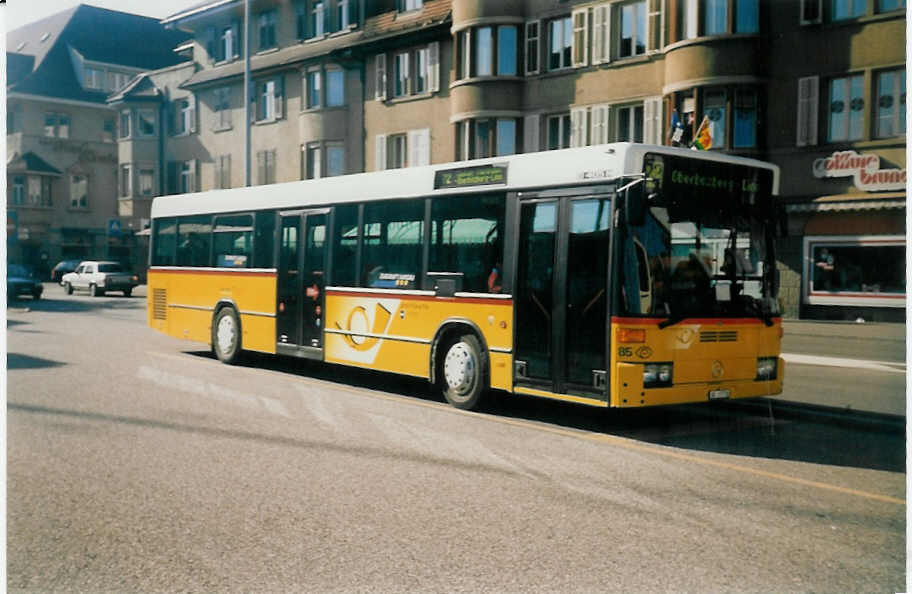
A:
[
  {"left": 6, "top": 5, "right": 191, "bottom": 277},
  {"left": 11, "top": 0, "right": 905, "bottom": 319}
]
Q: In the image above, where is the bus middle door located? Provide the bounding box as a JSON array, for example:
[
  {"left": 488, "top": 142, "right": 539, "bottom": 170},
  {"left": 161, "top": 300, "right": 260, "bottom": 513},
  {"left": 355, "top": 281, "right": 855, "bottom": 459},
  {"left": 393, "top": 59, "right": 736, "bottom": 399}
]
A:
[{"left": 277, "top": 210, "right": 327, "bottom": 358}]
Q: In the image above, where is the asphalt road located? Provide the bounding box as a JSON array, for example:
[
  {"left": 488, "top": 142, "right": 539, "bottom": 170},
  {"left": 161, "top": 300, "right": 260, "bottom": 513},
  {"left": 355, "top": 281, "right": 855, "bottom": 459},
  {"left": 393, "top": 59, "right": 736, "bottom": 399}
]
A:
[{"left": 6, "top": 285, "right": 906, "bottom": 593}]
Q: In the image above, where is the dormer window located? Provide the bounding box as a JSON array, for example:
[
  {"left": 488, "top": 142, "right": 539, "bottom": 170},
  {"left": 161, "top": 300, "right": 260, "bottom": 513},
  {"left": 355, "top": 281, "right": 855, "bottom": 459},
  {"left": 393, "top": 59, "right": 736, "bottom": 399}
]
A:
[{"left": 399, "top": 0, "right": 423, "bottom": 12}]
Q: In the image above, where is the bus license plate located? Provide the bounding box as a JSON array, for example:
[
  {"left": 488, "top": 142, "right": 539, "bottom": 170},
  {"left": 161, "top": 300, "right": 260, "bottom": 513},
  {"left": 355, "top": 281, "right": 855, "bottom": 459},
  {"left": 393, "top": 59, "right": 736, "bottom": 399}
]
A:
[{"left": 708, "top": 389, "right": 731, "bottom": 400}]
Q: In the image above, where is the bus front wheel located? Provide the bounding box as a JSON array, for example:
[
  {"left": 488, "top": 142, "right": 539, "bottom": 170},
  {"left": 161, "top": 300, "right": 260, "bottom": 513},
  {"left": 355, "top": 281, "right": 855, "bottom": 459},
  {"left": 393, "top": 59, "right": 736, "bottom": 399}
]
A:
[
  {"left": 440, "top": 333, "right": 486, "bottom": 410},
  {"left": 212, "top": 307, "right": 242, "bottom": 364}
]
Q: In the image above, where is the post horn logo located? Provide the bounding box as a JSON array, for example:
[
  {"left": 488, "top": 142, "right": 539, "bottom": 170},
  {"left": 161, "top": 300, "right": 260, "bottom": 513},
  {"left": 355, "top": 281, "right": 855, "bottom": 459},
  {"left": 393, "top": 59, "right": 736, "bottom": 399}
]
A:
[
  {"left": 711, "top": 360, "right": 724, "bottom": 379},
  {"left": 336, "top": 303, "right": 392, "bottom": 351}
]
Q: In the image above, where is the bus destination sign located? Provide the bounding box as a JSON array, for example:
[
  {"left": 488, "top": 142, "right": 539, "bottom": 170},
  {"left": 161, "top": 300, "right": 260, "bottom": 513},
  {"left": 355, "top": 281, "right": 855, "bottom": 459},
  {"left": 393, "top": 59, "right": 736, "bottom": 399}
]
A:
[{"left": 434, "top": 164, "right": 507, "bottom": 189}]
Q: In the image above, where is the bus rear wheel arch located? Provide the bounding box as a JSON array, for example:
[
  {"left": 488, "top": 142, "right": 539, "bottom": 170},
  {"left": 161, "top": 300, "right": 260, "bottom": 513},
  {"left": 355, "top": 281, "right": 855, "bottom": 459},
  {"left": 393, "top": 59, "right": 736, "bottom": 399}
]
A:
[
  {"left": 212, "top": 305, "right": 243, "bottom": 364},
  {"left": 434, "top": 328, "right": 488, "bottom": 411}
]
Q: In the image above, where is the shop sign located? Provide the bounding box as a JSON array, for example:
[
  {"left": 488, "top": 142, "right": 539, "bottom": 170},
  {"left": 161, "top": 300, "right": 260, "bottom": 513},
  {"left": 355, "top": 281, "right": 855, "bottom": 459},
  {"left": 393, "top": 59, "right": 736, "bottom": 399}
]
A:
[{"left": 812, "top": 151, "right": 906, "bottom": 192}]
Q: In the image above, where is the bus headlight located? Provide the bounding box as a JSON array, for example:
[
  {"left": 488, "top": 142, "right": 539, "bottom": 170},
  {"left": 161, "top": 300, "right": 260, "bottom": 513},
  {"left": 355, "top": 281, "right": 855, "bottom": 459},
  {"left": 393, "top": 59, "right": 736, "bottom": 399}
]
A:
[
  {"left": 643, "top": 363, "right": 673, "bottom": 388},
  {"left": 756, "top": 357, "right": 778, "bottom": 381}
]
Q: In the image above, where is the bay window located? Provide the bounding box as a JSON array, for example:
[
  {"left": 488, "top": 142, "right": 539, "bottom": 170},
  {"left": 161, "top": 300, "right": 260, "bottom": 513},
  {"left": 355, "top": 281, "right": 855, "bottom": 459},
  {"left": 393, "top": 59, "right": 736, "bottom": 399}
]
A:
[{"left": 828, "top": 75, "right": 864, "bottom": 142}]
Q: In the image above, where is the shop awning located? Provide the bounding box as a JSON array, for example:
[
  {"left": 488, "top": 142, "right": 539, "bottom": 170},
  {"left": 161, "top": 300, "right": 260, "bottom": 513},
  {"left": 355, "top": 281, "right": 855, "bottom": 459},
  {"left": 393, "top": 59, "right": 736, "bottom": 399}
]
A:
[{"left": 785, "top": 192, "right": 905, "bottom": 213}]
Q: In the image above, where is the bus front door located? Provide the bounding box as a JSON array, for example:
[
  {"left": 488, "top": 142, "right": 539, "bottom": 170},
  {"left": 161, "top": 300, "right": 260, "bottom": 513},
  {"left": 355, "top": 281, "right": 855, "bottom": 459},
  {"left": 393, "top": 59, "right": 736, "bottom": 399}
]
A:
[
  {"left": 277, "top": 210, "right": 328, "bottom": 358},
  {"left": 514, "top": 195, "right": 611, "bottom": 399}
]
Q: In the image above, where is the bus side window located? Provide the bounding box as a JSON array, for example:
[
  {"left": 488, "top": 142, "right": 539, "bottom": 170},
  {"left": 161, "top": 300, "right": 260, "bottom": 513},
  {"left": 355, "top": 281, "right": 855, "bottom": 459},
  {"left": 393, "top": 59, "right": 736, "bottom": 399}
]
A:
[
  {"left": 331, "top": 204, "right": 359, "bottom": 286},
  {"left": 362, "top": 200, "right": 424, "bottom": 289},
  {"left": 429, "top": 194, "right": 505, "bottom": 293},
  {"left": 152, "top": 218, "right": 177, "bottom": 266},
  {"left": 254, "top": 211, "right": 275, "bottom": 269}
]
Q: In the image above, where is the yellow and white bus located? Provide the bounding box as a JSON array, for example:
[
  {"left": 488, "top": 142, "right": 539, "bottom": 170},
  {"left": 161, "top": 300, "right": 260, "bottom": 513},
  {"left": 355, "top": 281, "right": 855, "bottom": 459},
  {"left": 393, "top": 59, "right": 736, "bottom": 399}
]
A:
[{"left": 148, "top": 144, "right": 784, "bottom": 410}]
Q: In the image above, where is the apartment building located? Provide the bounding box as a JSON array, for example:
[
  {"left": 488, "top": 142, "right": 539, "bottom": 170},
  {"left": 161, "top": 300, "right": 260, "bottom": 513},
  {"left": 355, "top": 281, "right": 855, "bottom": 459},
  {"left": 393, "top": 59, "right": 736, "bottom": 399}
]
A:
[
  {"left": 10, "top": 1, "right": 903, "bottom": 319},
  {"left": 6, "top": 5, "right": 190, "bottom": 277}
]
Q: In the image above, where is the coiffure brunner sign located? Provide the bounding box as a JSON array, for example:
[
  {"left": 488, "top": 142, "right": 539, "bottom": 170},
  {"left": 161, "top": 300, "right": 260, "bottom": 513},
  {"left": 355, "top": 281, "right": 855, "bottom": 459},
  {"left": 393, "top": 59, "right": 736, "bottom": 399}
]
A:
[{"left": 812, "top": 150, "right": 906, "bottom": 192}]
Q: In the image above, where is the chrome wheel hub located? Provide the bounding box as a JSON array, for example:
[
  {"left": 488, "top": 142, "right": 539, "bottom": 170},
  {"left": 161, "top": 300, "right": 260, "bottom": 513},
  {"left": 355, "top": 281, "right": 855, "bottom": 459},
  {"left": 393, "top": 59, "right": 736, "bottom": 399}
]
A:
[
  {"left": 444, "top": 342, "right": 475, "bottom": 393},
  {"left": 217, "top": 315, "right": 236, "bottom": 356}
]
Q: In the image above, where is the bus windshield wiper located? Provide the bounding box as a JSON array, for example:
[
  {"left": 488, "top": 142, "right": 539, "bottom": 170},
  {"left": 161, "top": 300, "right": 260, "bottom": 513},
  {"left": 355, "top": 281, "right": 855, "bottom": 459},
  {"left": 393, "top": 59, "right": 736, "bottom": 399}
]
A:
[{"left": 658, "top": 313, "right": 688, "bottom": 329}]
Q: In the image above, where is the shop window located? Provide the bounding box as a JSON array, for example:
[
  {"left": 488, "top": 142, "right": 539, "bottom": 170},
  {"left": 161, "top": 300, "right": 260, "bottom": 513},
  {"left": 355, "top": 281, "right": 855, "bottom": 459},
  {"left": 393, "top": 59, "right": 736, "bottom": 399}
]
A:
[
  {"left": 806, "top": 239, "right": 906, "bottom": 305},
  {"left": 430, "top": 194, "right": 506, "bottom": 293},
  {"left": 177, "top": 215, "right": 213, "bottom": 267},
  {"left": 70, "top": 175, "right": 88, "bottom": 208},
  {"left": 828, "top": 75, "right": 864, "bottom": 142},
  {"left": 876, "top": 69, "right": 906, "bottom": 139},
  {"left": 362, "top": 200, "right": 424, "bottom": 289},
  {"left": 213, "top": 214, "right": 253, "bottom": 268}
]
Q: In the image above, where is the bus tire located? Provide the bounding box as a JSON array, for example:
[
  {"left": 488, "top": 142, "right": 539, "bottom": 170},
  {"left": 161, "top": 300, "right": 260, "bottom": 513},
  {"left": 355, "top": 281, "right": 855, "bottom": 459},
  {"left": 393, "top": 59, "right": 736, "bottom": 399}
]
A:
[
  {"left": 212, "top": 307, "right": 242, "bottom": 364},
  {"left": 439, "top": 333, "right": 486, "bottom": 410}
]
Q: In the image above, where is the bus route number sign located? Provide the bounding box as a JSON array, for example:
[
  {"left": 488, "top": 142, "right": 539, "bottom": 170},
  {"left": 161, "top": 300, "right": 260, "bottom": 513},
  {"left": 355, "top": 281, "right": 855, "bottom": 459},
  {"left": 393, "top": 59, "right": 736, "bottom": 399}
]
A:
[{"left": 434, "top": 164, "right": 507, "bottom": 189}]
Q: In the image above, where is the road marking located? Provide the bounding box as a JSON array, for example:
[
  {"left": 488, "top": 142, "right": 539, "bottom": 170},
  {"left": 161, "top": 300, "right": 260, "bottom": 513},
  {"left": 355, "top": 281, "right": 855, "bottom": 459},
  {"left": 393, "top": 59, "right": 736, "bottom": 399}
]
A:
[
  {"left": 782, "top": 353, "right": 905, "bottom": 374},
  {"left": 148, "top": 350, "right": 904, "bottom": 506}
]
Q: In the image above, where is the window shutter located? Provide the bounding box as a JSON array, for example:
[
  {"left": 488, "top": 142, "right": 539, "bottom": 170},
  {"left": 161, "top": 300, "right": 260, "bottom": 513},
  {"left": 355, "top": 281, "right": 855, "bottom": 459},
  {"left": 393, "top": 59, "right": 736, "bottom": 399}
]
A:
[
  {"left": 571, "top": 8, "right": 589, "bottom": 68},
  {"left": 375, "top": 53, "right": 387, "bottom": 101},
  {"left": 408, "top": 128, "right": 430, "bottom": 167},
  {"left": 190, "top": 159, "right": 199, "bottom": 191},
  {"left": 800, "top": 0, "right": 822, "bottom": 24},
  {"left": 189, "top": 96, "right": 198, "bottom": 133},
  {"left": 592, "top": 5, "right": 606, "bottom": 64},
  {"left": 570, "top": 107, "right": 588, "bottom": 147},
  {"left": 375, "top": 134, "right": 387, "bottom": 170},
  {"left": 590, "top": 104, "right": 610, "bottom": 145},
  {"left": 643, "top": 96, "right": 662, "bottom": 144},
  {"left": 274, "top": 76, "right": 284, "bottom": 119},
  {"left": 797, "top": 76, "right": 819, "bottom": 147},
  {"left": 428, "top": 42, "right": 440, "bottom": 93},
  {"left": 523, "top": 114, "right": 540, "bottom": 153}
]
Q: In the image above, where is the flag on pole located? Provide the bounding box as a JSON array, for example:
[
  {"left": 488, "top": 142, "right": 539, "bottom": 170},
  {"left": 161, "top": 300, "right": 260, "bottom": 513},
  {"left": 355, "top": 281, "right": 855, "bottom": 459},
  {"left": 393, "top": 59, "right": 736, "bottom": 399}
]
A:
[{"left": 692, "top": 115, "right": 712, "bottom": 150}]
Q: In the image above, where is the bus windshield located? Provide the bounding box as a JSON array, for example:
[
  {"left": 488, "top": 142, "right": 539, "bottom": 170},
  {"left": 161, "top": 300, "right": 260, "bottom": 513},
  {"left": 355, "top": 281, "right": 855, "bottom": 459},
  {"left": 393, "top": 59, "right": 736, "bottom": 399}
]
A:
[{"left": 620, "top": 153, "right": 780, "bottom": 323}]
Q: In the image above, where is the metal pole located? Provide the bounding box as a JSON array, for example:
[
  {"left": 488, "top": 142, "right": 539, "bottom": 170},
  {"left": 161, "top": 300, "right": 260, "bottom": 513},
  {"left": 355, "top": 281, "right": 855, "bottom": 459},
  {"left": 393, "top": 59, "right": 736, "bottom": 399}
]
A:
[{"left": 243, "top": 0, "right": 251, "bottom": 187}]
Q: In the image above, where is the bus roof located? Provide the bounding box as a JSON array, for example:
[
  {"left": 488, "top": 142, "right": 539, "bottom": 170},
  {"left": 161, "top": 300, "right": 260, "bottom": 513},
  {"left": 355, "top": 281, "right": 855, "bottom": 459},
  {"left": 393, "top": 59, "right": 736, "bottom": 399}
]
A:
[{"left": 150, "top": 143, "right": 780, "bottom": 219}]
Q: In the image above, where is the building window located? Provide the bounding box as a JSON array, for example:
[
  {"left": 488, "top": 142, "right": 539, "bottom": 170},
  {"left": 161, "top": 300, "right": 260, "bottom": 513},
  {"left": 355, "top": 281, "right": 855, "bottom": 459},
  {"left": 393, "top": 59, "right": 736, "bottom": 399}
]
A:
[
  {"left": 44, "top": 113, "right": 70, "bottom": 138},
  {"left": 103, "top": 118, "right": 115, "bottom": 143},
  {"left": 703, "top": 88, "right": 728, "bottom": 148},
  {"left": 806, "top": 237, "right": 906, "bottom": 306},
  {"left": 337, "top": 0, "right": 353, "bottom": 29},
  {"left": 878, "top": 0, "right": 906, "bottom": 11},
  {"left": 107, "top": 71, "right": 130, "bottom": 92},
  {"left": 256, "top": 150, "right": 276, "bottom": 185},
  {"left": 174, "top": 98, "right": 195, "bottom": 135},
  {"left": 28, "top": 176, "right": 53, "bottom": 207},
  {"left": 733, "top": 89, "right": 758, "bottom": 148},
  {"left": 137, "top": 109, "right": 155, "bottom": 136},
  {"left": 70, "top": 175, "right": 88, "bottom": 208},
  {"left": 257, "top": 78, "right": 283, "bottom": 121},
  {"left": 214, "top": 155, "right": 231, "bottom": 189},
  {"left": 616, "top": 104, "right": 645, "bottom": 142},
  {"left": 327, "top": 68, "right": 345, "bottom": 106},
  {"left": 214, "top": 87, "right": 232, "bottom": 130},
  {"left": 676, "top": 0, "right": 758, "bottom": 38},
  {"left": 735, "top": 0, "right": 760, "bottom": 32},
  {"left": 296, "top": 2, "right": 308, "bottom": 39},
  {"left": 306, "top": 69, "right": 322, "bottom": 108},
  {"left": 682, "top": 0, "right": 698, "bottom": 38},
  {"left": 475, "top": 27, "right": 493, "bottom": 76},
  {"left": 705, "top": 0, "right": 728, "bottom": 34},
  {"left": 832, "top": 0, "right": 866, "bottom": 20},
  {"left": 312, "top": 1, "right": 326, "bottom": 37},
  {"left": 85, "top": 66, "right": 104, "bottom": 89},
  {"left": 394, "top": 52, "right": 410, "bottom": 97},
  {"left": 399, "top": 0, "right": 423, "bottom": 11},
  {"left": 12, "top": 176, "right": 25, "bottom": 205},
  {"left": 456, "top": 118, "right": 518, "bottom": 159},
  {"left": 303, "top": 143, "right": 322, "bottom": 180},
  {"left": 876, "top": 69, "right": 906, "bottom": 138},
  {"left": 828, "top": 75, "right": 864, "bottom": 142},
  {"left": 120, "top": 164, "right": 132, "bottom": 197},
  {"left": 139, "top": 168, "right": 155, "bottom": 196},
  {"left": 179, "top": 161, "right": 196, "bottom": 193},
  {"left": 547, "top": 114, "right": 571, "bottom": 150},
  {"left": 119, "top": 110, "right": 131, "bottom": 139},
  {"left": 619, "top": 1, "right": 647, "bottom": 58},
  {"left": 388, "top": 134, "right": 408, "bottom": 169},
  {"left": 525, "top": 21, "right": 540, "bottom": 74},
  {"left": 258, "top": 10, "right": 277, "bottom": 50},
  {"left": 548, "top": 17, "right": 572, "bottom": 70},
  {"left": 326, "top": 143, "right": 345, "bottom": 177}
]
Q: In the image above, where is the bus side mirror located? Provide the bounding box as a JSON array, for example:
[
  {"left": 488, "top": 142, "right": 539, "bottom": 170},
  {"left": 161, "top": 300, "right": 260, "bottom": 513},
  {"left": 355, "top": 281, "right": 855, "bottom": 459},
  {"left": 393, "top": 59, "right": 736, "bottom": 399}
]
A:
[{"left": 624, "top": 184, "right": 647, "bottom": 227}]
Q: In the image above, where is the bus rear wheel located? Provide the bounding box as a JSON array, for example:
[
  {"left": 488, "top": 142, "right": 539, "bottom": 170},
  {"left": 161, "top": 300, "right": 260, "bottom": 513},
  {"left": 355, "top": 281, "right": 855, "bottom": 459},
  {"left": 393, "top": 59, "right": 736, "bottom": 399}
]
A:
[
  {"left": 440, "top": 333, "right": 486, "bottom": 410},
  {"left": 212, "top": 307, "right": 242, "bottom": 364}
]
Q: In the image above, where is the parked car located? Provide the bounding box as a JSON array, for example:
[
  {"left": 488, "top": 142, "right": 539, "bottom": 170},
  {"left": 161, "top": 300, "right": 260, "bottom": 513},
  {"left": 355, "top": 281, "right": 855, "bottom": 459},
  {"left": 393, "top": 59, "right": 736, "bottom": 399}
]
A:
[
  {"left": 7, "top": 264, "right": 43, "bottom": 301},
  {"left": 51, "top": 259, "right": 82, "bottom": 283},
  {"left": 61, "top": 261, "right": 139, "bottom": 297}
]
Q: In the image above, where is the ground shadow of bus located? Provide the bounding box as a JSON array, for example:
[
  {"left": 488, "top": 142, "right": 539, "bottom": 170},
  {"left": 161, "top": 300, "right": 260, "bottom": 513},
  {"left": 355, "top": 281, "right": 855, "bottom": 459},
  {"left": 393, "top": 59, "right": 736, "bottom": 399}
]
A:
[{"left": 186, "top": 349, "right": 904, "bottom": 474}]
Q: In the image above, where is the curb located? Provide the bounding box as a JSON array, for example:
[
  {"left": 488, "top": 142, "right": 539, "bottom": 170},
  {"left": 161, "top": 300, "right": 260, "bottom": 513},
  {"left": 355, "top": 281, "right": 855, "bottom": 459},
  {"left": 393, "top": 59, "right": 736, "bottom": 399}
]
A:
[{"left": 722, "top": 398, "right": 905, "bottom": 433}]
